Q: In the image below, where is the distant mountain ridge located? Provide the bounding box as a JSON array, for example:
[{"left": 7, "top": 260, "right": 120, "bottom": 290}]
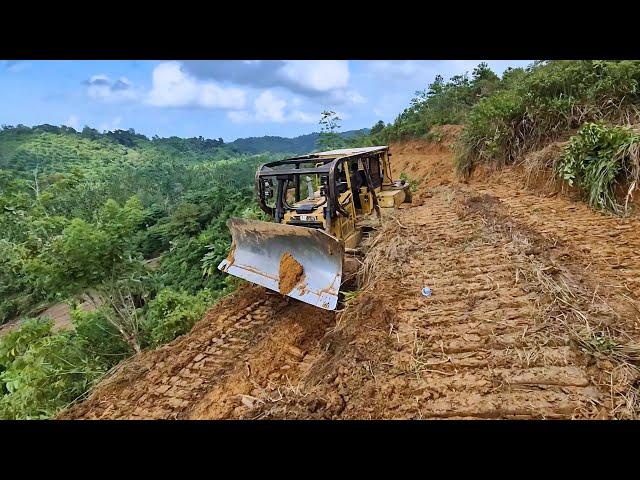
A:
[
  {"left": 0, "top": 124, "right": 371, "bottom": 171},
  {"left": 228, "top": 128, "right": 370, "bottom": 155}
]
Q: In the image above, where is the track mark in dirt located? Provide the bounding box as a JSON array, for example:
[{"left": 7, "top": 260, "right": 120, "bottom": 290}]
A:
[
  {"left": 186, "top": 302, "right": 334, "bottom": 419},
  {"left": 246, "top": 186, "right": 614, "bottom": 419},
  {"left": 59, "top": 286, "right": 293, "bottom": 419},
  {"left": 61, "top": 136, "right": 640, "bottom": 420}
]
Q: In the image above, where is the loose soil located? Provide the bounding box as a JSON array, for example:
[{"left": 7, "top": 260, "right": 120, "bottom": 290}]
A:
[
  {"left": 278, "top": 252, "right": 304, "bottom": 295},
  {"left": 60, "top": 131, "right": 640, "bottom": 420}
]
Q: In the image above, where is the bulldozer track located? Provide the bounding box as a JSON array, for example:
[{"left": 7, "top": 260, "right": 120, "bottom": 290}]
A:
[
  {"left": 60, "top": 291, "right": 292, "bottom": 419},
  {"left": 61, "top": 139, "right": 640, "bottom": 420}
]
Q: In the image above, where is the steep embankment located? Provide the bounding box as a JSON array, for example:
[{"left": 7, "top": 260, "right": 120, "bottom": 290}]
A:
[{"left": 61, "top": 132, "right": 640, "bottom": 419}]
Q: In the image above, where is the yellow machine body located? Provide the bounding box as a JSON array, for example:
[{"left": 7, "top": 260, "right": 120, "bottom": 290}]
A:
[{"left": 219, "top": 146, "right": 411, "bottom": 310}]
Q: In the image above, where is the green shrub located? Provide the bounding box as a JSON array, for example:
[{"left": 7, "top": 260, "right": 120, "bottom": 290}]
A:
[
  {"left": 557, "top": 122, "right": 640, "bottom": 213},
  {"left": 399, "top": 172, "right": 418, "bottom": 193},
  {"left": 0, "top": 318, "right": 108, "bottom": 419},
  {"left": 0, "top": 318, "right": 53, "bottom": 373},
  {"left": 0, "top": 240, "right": 44, "bottom": 324},
  {"left": 457, "top": 89, "right": 526, "bottom": 173},
  {"left": 459, "top": 61, "right": 640, "bottom": 173},
  {"left": 141, "top": 288, "right": 209, "bottom": 348},
  {"left": 71, "top": 307, "right": 133, "bottom": 367}
]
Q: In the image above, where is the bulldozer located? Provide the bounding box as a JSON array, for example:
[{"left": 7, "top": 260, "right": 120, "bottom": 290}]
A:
[{"left": 218, "top": 146, "right": 411, "bottom": 310}]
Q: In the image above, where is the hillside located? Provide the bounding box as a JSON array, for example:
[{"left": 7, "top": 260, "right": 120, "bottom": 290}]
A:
[
  {"left": 0, "top": 125, "right": 370, "bottom": 176},
  {"left": 227, "top": 128, "right": 370, "bottom": 155},
  {"left": 4, "top": 60, "right": 640, "bottom": 420},
  {"left": 61, "top": 134, "right": 640, "bottom": 419},
  {"left": 0, "top": 124, "right": 281, "bottom": 418},
  {"left": 0, "top": 121, "right": 372, "bottom": 419},
  {"left": 0, "top": 125, "right": 231, "bottom": 176}
]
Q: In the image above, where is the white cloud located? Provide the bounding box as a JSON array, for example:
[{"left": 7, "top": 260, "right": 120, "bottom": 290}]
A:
[
  {"left": 99, "top": 116, "right": 122, "bottom": 132},
  {"left": 86, "top": 74, "right": 140, "bottom": 103},
  {"left": 327, "top": 89, "right": 366, "bottom": 106},
  {"left": 288, "top": 110, "right": 315, "bottom": 123},
  {"left": 368, "top": 60, "right": 428, "bottom": 78},
  {"left": 181, "top": 60, "right": 351, "bottom": 97},
  {"left": 227, "top": 110, "right": 253, "bottom": 124},
  {"left": 64, "top": 115, "right": 80, "bottom": 130},
  {"left": 279, "top": 60, "right": 349, "bottom": 93},
  {"left": 146, "top": 62, "right": 246, "bottom": 109},
  {"left": 227, "top": 90, "right": 315, "bottom": 124},
  {"left": 254, "top": 91, "right": 286, "bottom": 122}
]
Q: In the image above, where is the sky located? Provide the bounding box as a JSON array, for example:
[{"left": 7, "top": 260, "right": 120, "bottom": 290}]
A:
[{"left": 0, "top": 60, "right": 533, "bottom": 141}]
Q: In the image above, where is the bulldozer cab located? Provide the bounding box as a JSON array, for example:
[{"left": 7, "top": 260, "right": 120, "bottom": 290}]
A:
[{"left": 254, "top": 146, "right": 399, "bottom": 238}]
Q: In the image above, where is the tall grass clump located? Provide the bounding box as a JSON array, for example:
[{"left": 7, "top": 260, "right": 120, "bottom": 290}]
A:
[
  {"left": 458, "top": 60, "right": 640, "bottom": 176},
  {"left": 557, "top": 122, "right": 640, "bottom": 213}
]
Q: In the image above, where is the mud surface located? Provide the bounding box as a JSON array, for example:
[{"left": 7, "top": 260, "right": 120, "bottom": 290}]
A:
[
  {"left": 278, "top": 252, "right": 304, "bottom": 295},
  {"left": 61, "top": 133, "right": 640, "bottom": 420}
]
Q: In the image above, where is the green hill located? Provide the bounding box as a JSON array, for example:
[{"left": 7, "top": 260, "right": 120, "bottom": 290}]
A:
[
  {"left": 0, "top": 125, "right": 371, "bottom": 178},
  {"left": 0, "top": 120, "right": 375, "bottom": 419},
  {"left": 227, "top": 128, "right": 370, "bottom": 155}
]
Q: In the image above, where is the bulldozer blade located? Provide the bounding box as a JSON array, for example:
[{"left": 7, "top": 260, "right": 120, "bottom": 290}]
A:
[{"left": 218, "top": 218, "right": 343, "bottom": 310}]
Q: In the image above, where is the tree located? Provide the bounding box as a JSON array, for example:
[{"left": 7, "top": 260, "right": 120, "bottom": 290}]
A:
[
  {"left": 370, "top": 120, "right": 386, "bottom": 136},
  {"left": 470, "top": 62, "right": 500, "bottom": 98},
  {"left": 426, "top": 74, "right": 445, "bottom": 98},
  {"left": 317, "top": 110, "right": 345, "bottom": 151},
  {"left": 39, "top": 197, "right": 148, "bottom": 353}
]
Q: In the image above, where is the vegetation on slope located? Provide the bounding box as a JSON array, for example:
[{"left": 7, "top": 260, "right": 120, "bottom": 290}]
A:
[
  {"left": 557, "top": 122, "right": 640, "bottom": 213},
  {"left": 0, "top": 124, "right": 276, "bottom": 418},
  {"left": 457, "top": 61, "right": 640, "bottom": 173},
  {"left": 364, "top": 60, "right": 640, "bottom": 214},
  {"left": 227, "top": 128, "right": 369, "bottom": 155},
  {"left": 0, "top": 111, "right": 373, "bottom": 419}
]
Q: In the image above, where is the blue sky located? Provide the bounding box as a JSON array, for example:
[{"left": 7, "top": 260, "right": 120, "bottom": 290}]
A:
[{"left": 0, "top": 60, "right": 533, "bottom": 141}]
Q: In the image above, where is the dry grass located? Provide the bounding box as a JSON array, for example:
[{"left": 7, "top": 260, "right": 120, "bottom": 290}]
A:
[
  {"left": 518, "top": 141, "right": 569, "bottom": 189},
  {"left": 504, "top": 231, "right": 640, "bottom": 418},
  {"left": 356, "top": 213, "right": 419, "bottom": 293}
]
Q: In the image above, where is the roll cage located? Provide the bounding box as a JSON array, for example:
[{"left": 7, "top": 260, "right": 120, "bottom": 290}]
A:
[{"left": 255, "top": 148, "right": 388, "bottom": 224}]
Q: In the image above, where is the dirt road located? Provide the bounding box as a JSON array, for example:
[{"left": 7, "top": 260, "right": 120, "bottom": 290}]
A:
[{"left": 60, "top": 136, "right": 640, "bottom": 419}]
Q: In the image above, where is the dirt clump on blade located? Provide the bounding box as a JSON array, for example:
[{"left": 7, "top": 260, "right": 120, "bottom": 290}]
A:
[{"left": 279, "top": 252, "right": 304, "bottom": 295}]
